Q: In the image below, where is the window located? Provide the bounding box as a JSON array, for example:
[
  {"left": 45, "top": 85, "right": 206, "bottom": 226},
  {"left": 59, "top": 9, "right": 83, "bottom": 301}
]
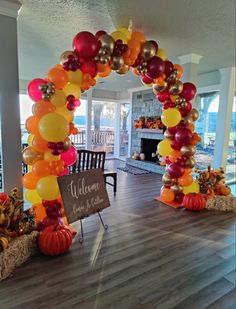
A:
[
  {"left": 195, "top": 92, "right": 219, "bottom": 169},
  {"left": 226, "top": 96, "right": 236, "bottom": 183},
  {"left": 120, "top": 103, "right": 131, "bottom": 157}
]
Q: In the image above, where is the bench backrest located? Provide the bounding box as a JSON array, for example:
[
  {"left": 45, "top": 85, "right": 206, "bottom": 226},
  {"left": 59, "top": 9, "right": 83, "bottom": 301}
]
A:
[{"left": 70, "top": 150, "right": 106, "bottom": 173}]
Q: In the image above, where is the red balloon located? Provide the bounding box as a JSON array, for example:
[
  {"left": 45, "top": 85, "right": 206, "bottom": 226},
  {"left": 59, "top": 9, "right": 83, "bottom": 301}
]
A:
[
  {"left": 95, "top": 30, "right": 107, "bottom": 40},
  {"left": 165, "top": 157, "right": 172, "bottom": 165},
  {"left": 61, "top": 146, "right": 78, "bottom": 166},
  {"left": 168, "top": 126, "right": 178, "bottom": 134},
  {"left": 164, "top": 60, "right": 174, "bottom": 76},
  {"left": 171, "top": 139, "right": 182, "bottom": 150},
  {"left": 147, "top": 56, "right": 165, "bottom": 79},
  {"left": 167, "top": 162, "right": 184, "bottom": 178},
  {"left": 142, "top": 74, "right": 153, "bottom": 84},
  {"left": 180, "top": 102, "right": 192, "bottom": 116},
  {"left": 80, "top": 60, "right": 97, "bottom": 78},
  {"left": 156, "top": 91, "right": 170, "bottom": 102},
  {"left": 175, "top": 128, "right": 193, "bottom": 145},
  {"left": 73, "top": 31, "right": 99, "bottom": 59},
  {"left": 180, "top": 82, "right": 197, "bottom": 101},
  {"left": 174, "top": 192, "right": 184, "bottom": 203}
]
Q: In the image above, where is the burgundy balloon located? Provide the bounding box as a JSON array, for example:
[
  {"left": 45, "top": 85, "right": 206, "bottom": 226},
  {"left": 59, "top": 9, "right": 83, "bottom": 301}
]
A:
[
  {"left": 95, "top": 30, "right": 107, "bottom": 40},
  {"left": 171, "top": 139, "right": 182, "bottom": 150},
  {"left": 39, "top": 216, "right": 63, "bottom": 231},
  {"left": 73, "top": 31, "right": 99, "bottom": 59},
  {"left": 157, "top": 91, "right": 170, "bottom": 102},
  {"left": 168, "top": 126, "right": 178, "bottom": 134},
  {"left": 167, "top": 162, "right": 184, "bottom": 178},
  {"left": 164, "top": 60, "right": 174, "bottom": 76},
  {"left": 165, "top": 157, "right": 172, "bottom": 165},
  {"left": 174, "top": 192, "right": 184, "bottom": 203},
  {"left": 180, "top": 102, "right": 192, "bottom": 116},
  {"left": 180, "top": 82, "right": 197, "bottom": 101},
  {"left": 146, "top": 56, "right": 165, "bottom": 79},
  {"left": 175, "top": 128, "right": 193, "bottom": 145},
  {"left": 142, "top": 75, "right": 153, "bottom": 84},
  {"left": 80, "top": 59, "right": 97, "bottom": 78}
]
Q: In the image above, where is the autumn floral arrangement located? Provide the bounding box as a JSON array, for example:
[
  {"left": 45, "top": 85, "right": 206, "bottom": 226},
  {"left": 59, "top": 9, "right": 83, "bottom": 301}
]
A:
[
  {"left": 134, "top": 116, "right": 165, "bottom": 130},
  {"left": 195, "top": 165, "right": 231, "bottom": 199},
  {"left": 0, "top": 188, "right": 36, "bottom": 252}
]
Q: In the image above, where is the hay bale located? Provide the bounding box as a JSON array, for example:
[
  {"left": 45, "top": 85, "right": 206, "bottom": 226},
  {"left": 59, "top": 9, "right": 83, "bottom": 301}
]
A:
[
  {"left": 0, "top": 231, "right": 38, "bottom": 281},
  {"left": 206, "top": 195, "right": 236, "bottom": 212}
]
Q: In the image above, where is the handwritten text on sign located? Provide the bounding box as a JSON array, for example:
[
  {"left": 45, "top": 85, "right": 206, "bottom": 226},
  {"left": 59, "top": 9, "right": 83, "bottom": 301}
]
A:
[{"left": 57, "top": 169, "right": 110, "bottom": 223}]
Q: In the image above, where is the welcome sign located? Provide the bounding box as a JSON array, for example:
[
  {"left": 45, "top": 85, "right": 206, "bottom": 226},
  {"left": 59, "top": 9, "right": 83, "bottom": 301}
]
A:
[{"left": 57, "top": 169, "right": 110, "bottom": 223}]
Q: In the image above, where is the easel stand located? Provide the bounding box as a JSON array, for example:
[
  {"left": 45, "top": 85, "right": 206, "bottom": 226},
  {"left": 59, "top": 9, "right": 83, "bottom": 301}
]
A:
[{"left": 79, "top": 211, "right": 108, "bottom": 244}]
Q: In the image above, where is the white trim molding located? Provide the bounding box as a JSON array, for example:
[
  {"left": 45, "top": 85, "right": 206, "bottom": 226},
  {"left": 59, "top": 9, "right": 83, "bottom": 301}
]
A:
[
  {"left": 178, "top": 53, "right": 203, "bottom": 65},
  {"left": 0, "top": 0, "right": 21, "bottom": 18}
]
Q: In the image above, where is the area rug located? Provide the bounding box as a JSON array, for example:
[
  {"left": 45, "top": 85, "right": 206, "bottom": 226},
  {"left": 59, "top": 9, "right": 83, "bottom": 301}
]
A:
[{"left": 118, "top": 165, "right": 152, "bottom": 175}]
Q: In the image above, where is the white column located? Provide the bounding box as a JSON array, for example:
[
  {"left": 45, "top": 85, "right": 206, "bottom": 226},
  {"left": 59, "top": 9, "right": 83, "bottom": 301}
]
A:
[
  {"left": 114, "top": 102, "right": 121, "bottom": 158},
  {"left": 178, "top": 53, "right": 203, "bottom": 84},
  {"left": 213, "top": 67, "right": 235, "bottom": 168},
  {"left": 85, "top": 89, "right": 92, "bottom": 150},
  {"left": 0, "top": 0, "right": 22, "bottom": 193}
]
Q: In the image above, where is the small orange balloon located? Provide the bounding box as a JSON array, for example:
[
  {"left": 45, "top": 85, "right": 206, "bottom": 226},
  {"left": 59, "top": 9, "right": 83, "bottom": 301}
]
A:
[
  {"left": 32, "top": 203, "right": 46, "bottom": 223},
  {"left": 47, "top": 67, "right": 68, "bottom": 89},
  {"left": 173, "top": 64, "right": 183, "bottom": 79},
  {"left": 183, "top": 168, "right": 192, "bottom": 176},
  {"left": 32, "top": 160, "right": 50, "bottom": 177},
  {"left": 187, "top": 123, "right": 195, "bottom": 132},
  {"left": 32, "top": 135, "right": 48, "bottom": 152},
  {"left": 178, "top": 174, "right": 193, "bottom": 186},
  {"left": 25, "top": 116, "right": 40, "bottom": 135},
  {"left": 131, "top": 32, "right": 146, "bottom": 43},
  {"left": 98, "top": 66, "right": 111, "bottom": 78},
  {"left": 169, "top": 150, "right": 181, "bottom": 163},
  {"left": 32, "top": 100, "right": 55, "bottom": 117},
  {"left": 160, "top": 187, "right": 175, "bottom": 202},
  {"left": 22, "top": 172, "right": 39, "bottom": 189},
  {"left": 97, "top": 63, "right": 108, "bottom": 73},
  {"left": 132, "top": 68, "right": 140, "bottom": 76}
]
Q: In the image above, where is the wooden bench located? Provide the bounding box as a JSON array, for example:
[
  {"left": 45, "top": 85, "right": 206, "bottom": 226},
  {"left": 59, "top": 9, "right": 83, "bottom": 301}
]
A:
[{"left": 70, "top": 150, "right": 117, "bottom": 194}]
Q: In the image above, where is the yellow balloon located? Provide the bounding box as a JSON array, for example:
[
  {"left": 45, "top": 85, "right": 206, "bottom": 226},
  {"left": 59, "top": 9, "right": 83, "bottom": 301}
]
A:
[
  {"left": 183, "top": 180, "right": 200, "bottom": 194},
  {"left": 44, "top": 151, "right": 60, "bottom": 161},
  {"left": 157, "top": 139, "right": 173, "bottom": 157},
  {"left": 36, "top": 175, "right": 60, "bottom": 201},
  {"left": 63, "top": 83, "right": 81, "bottom": 98},
  {"left": 68, "top": 69, "right": 83, "bottom": 84},
  {"left": 117, "top": 27, "right": 131, "bottom": 40},
  {"left": 161, "top": 108, "right": 181, "bottom": 127},
  {"left": 50, "top": 90, "right": 67, "bottom": 107},
  {"left": 56, "top": 106, "right": 74, "bottom": 122},
  {"left": 25, "top": 189, "right": 41, "bottom": 204},
  {"left": 39, "top": 113, "right": 69, "bottom": 142},
  {"left": 111, "top": 31, "right": 128, "bottom": 43},
  {"left": 27, "top": 134, "right": 34, "bottom": 146},
  {"left": 156, "top": 48, "right": 167, "bottom": 61},
  {"left": 28, "top": 165, "right": 33, "bottom": 172}
]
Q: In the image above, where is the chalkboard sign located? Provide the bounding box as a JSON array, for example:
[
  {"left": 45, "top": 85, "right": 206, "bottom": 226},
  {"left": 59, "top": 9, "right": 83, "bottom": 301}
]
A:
[{"left": 57, "top": 169, "right": 110, "bottom": 223}]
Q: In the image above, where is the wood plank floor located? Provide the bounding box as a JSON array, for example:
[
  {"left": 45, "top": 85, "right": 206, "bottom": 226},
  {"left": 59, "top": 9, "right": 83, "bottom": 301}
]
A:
[{"left": 1, "top": 159, "right": 236, "bottom": 309}]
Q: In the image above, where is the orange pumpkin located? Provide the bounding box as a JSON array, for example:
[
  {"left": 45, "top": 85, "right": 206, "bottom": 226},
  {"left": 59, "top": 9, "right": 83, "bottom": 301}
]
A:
[
  {"left": 220, "top": 186, "right": 231, "bottom": 196},
  {"left": 183, "top": 193, "right": 206, "bottom": 211},
  {"left": 38, "top": 224, "right": 73, "bottom": 256}
]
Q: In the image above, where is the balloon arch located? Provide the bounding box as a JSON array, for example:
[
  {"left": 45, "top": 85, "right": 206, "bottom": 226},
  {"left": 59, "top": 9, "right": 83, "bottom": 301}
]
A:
[{"left": 23, "top": 28, "right": 201, "bottom": 225}]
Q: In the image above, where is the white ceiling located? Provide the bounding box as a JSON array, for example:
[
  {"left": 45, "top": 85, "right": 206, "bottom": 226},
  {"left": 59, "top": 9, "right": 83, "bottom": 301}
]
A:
[{"left": 17, "top": 0, "right": 235, "bottom": 92}]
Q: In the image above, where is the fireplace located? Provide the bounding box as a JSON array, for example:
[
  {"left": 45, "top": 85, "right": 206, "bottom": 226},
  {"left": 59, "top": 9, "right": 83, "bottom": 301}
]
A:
[{"left": 141, "top": 138, "right": 162, "bottom": 163}]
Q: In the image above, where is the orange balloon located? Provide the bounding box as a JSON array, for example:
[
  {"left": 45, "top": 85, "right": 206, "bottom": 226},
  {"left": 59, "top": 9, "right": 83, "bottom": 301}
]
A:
[
  {"left": 22, "top": 172, "right": 39, "bottom": 189},
  {"left": 25, "top": 116, "right": 40, "bottom": 135},
  {"left": 47, "top": 67, "right": 68, "bottom": 89},
  {"left": 187, "top": 123, "right": 195, "bottom": 132},
  {"left": 169, "top": 150, "right": 181, "bottom": 163},
  {"left": 32, "top": 100, "right": 55, "bottom": 117},
  {"left": 132, "top": 68, "right": 140, "bottom": 76},
  {"left": 97, "top": 63, "right": 108, "bottom": 73},
  {"left": 32, "top": 160, "right": 50, "bottom": 177},
  {"left": 183, "top": 168, "right": 192, "bottom": 176},
  {"left": 131, "top": 32, "right": 146, "bottom": 43},
  {"left": 32, "top": 203, "right": 46, "bottom": 223},
  {"left": 98, "top": 66, "right": 111, "bottom": 78},
  {"left": 32, "top": 135, "right": 49, "bottom": 152},
  {"left": 160, "top": 187, "right": 175, "bottom": 202},
  {"left": 178, "top": 174, "right": 193, "bottom": 186},
  {"left": 173, "top": 64, "right": 183, "bottom": 79}
]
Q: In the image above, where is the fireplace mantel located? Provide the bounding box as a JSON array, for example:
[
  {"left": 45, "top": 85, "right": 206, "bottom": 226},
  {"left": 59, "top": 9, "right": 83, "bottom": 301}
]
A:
[{"left": 136, "top": 129, "right": 164, "bottom": 134}]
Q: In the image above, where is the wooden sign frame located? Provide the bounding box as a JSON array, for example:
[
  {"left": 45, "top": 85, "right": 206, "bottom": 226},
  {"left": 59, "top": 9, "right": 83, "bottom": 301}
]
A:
[{"left": 57, "top": 169, "right": 110, "bottom": 224}]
